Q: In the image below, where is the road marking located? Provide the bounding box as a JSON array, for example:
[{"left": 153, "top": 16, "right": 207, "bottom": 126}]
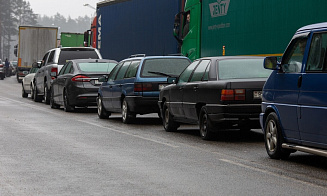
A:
[{"left": 80, "top": 120, "right": 180, "bottom": 148}]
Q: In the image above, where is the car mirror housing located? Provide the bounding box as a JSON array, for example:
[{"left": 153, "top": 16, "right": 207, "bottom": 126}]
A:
[
  {"left": 264, "top": 56, "right": 279, "bottom": 70},
  {"left": 167, "top": 77, "right": 178, "bottom": 84},
  {"left": 99, "top": 75, "right": 109, "bottom": 82}
]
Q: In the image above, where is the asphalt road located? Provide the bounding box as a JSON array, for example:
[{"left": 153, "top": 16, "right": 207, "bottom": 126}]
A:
[{"left": 0, "top": 76, "right": 327, "bottom": 195}]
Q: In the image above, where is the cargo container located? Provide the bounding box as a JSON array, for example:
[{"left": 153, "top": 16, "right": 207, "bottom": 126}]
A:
[
  {"left": 60, "top": 32, "right": 84, "bottom": 47},
  {"left": 174, "top": 0, "right": 327, "bottom": 61},
  {"left": 16, "top": 26, "right": 58, "bottom": 82}
]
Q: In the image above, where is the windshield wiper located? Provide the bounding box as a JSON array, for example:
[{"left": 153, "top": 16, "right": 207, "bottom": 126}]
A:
[{"left": 147, "top": 71, "right": 173, "bottom": 77}]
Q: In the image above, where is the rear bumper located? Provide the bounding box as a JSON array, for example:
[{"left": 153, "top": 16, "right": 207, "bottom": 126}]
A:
[
  {"left": 68, "top": 87, "right": 99, "bottom": 106},
  {"left": 125, "top": 96, "right": 159, "bottom": 114}
]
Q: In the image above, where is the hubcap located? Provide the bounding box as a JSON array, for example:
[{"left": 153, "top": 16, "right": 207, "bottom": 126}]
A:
[
  {"left": 98, "top": 98, "right": 102, "bottom": 116},
  {"left": 164, "top": 108, "right": 169, "bottom": 126},
  {"left": 122, "top": 101, "right": 127, "bottom": 121},
  {"left": 200, "top": 113, "right": 208, "bottom": 137},
  {"left": 266, "top": 119, "right": 277, "bottom": 152}
]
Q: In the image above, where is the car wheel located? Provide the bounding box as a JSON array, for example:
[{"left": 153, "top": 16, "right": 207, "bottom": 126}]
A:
[
  {"left": 162, "top": 102, "right": 179, "bottom": 132},
  {"left": 50, "top": 88, "right": 60, "bottom": 109},
  {"left": 63, "top": 89, "right": 74, "bottom": 112},
  {"left": 33, "top": 84, "right": 42, "bottom": 102},
  {"left": 97, "top": 96, "right": 110, "bottom": 119},
  {"left": 264, "top": 112, "right": 291, "bottom": 160},
  {"left": 122, "top": 98, "right": 135, "bottom": 124},
  {"left": 44, "top": 84, "right": 50, "bottom": 105},
  {"left": 30, "top": 84, "right": 35, "bottom": 99},
  {"left": 22, "top": 84, "right": 28, "bottom": 98},
  {"left": 199, "top": 106, "right": 215, "bottom": 140}
]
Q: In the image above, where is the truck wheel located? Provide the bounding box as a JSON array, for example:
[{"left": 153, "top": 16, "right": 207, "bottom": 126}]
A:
[
  {"left": 22, "top": 84, "right": 28, "bottom": 98},
  {"left": 33, "top": 84, "right": 42, "bottom": 102},
  {"left": 162, "top": 102, "right": 179, "bottom": 132},
  {"left": 63, "top": 89, "right": 74, "bottom": 112},
  {"left": 50, "top": 88, "right": 60, "bottom": 109},
  {"left": 44, "top": 84, "right": 50, "bottom": 105},
  {"left": 121, "top": 98, "right": 135, "bottom": 124},
  {"left": 264, "top": 112, "right": 291, "bottom": 160},
  {"left": 199, "top": 106, "right": 215, "bottom": 140},
  {"left": 97, "top": 96, "right": 110, "bottom": 119}
]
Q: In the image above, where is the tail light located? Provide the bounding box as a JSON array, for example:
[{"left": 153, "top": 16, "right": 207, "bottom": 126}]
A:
[
  {"left": 134, "top": 83, "right": 153, "bottom": 92},
  {"left": 0, "top": 64, "right": 3, "bottom": 67},
  {"left": 71, "top": 75, "right": 91, "bottom": 82},
  {"left": 221, "top": 89, "right": 245, "bottom": 101},
  {"left": 50, "top": 67, "right": 58, "bottom": 80}
]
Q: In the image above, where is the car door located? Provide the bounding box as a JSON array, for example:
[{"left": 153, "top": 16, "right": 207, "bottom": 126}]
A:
[
  {"left": 169, "top": 60, "right": 199, "bottom": 118},
  {"left": 111, "top": 61, "right": 131, "bottom": 110},
  {"left": 182, "top": 59, "right": 210, "bottom": 121},
  {"left": 36, "top": 52, "right": 50, "bottom": 92},
  {"left": 273, "top": 35, "right": 308, "bottom": 142},
  {"left": 298, "top": 31, "right": 327, "bottom": 148},
  {"left": 52, "top": 62, "right": 68, "bottom": 103},
  {"left": 57, "top": 62, "right": 73, "bottom": 103}
]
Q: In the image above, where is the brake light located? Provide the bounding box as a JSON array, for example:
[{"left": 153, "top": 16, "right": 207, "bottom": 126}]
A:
[
  {"left": 71, "top": 75, "right": 91, "bottom": 82},
  {"left": 51, "top": 67, "right": 58, "bottom": 80},
  {"left": 134, "top": 83, "right": 153, "bottom": 92},
  {"left": 0, "top": 64, "right": 3, "bottom": 67},
  {"left": 221, "top": 89, "right": 245, "bottom": 101}
]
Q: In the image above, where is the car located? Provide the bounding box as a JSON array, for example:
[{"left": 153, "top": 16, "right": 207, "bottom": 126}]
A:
[
  {"left": 22, "top": 62, "right": 40, "bottom": 98},
  {"left": 261, "top": 22, "right": 327, "bottom": 159},
  {"left": 10, "top": 61, "right": 17, "bottom": 75},
  {"left": 97, "top": 55, "right": 191, "bottom": 123},
  {"left": 50, "top": 59, "right": 118, "bottom": 112},
  {"left": 158, "top": 56, "right": 272, "bottom": 140},
  {"left": 0, "top": 59, "right": 4, "bottom": 80},
  {"left": 33, "top": 47, "right": 102, "bottom": 104}
]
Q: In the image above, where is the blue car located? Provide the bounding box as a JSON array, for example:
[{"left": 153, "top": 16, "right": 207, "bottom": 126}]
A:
[
  {"left": 261, "top": 22, "right": 327, "bottom": 159},
  {"left": 97, "top": 55, "right": 191, "bottom": 123}
]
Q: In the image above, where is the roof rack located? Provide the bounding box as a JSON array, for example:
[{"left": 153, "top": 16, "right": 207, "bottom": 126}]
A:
[{"left": 129, "top": 54, "right": 146, "bottom": 58}]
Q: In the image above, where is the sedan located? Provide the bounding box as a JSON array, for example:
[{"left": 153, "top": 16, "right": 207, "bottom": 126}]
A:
[
  {"left": 50, "top": 59, "right": 118, "bottom": 112},
  {"left": 158, "top": 56, "right": 272, "bottom": 140},
  {"left": 22, "top": 63, "right": 40, "bottom": 98}
]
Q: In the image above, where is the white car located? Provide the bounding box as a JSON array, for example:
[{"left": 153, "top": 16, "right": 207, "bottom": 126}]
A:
[{"left": 22, "top": 65, "right": 39, "bottom": 98}]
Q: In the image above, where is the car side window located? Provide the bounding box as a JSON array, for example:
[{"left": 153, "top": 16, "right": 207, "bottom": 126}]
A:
[
  {"left": 108, "top": 62, "right": 123, "bottom": 81},
  {"left": 47, "top": 50, "right": 56, "bottom": 64},
  {"left": 63, "top": 62, "right": 73, "bottom": 74},
  {"left": 125, "top": 60, "right": 140, "bottom": 78},
  {"left": 281, "top": 37, "right": 308, "bottom": 73},
  {"left": 178, "top": 61, "right": 199, "bottom": 83},
  {"left": 58, "top": 63, "right": 68, "bottom": 76},
  {"left": 306, "top": 32, "right": 327, "bottom": 72},
  {"left": 189, "top": 60, "right": 210, "bottom": 82},
  {"left": 116, "top": 61, "right": 131, "bottom": 80},
  {"left": 41, "top": 52, "right": 49, "bottom": 67}
]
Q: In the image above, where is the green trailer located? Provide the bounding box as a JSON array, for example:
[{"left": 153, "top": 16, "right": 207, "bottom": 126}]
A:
[
  {"left": 60, "top": 32, "right": 84, "bottom": 47},
  {"left": 175, "top": 0, "right": 327, "bottom": 61}
]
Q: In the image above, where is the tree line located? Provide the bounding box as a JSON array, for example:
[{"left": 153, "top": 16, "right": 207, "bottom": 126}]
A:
[{"left": 0, "top": 1, "right": 92, "bottom": 60}]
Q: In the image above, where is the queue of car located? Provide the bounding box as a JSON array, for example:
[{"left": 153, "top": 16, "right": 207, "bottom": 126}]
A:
[{"left": 19, "top": 22, "right": 327, "bottom": 161}]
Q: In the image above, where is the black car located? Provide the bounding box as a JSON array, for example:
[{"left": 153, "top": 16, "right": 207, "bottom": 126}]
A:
[
  {"left": 158, "top": 56, "right": 272, "bottom": 140},
  {"left": 50, "top": 59, "right": 118, "bottom": 112}
]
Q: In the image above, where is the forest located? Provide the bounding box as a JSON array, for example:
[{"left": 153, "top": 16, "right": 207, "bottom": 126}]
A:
[{"left": 0, "top": 0, "right": 92, "bottom": 60}]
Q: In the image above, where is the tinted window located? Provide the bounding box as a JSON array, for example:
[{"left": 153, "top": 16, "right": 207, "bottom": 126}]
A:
[
  {"left": 281, "top": 37, "right": 308, "bottom": 73},
  {"left": 41, "top": 52, "right": 49, "bottom": 67},
  {"left": 218, "top": 59, "right": 272, "bottom": 80},
  {"left": 141, "top": 58, "right": 190, "bottom": 77},
  {"left": 125, "top": 60, "right": 140, "bottom": 78},
  {"left": 306, "top": 32, "right": 327, "bottom": 72},
  {"left": 78, "top": 62, "right": 117, "bottom": 73},
  {"left": 190, "top": 60, "right": 210, "bottom": 82},
  {"left": 58, "top": 50, "right": 99, "bottom": 65},
  {"left": 109, "top": 63, "right": 123, "bottom": 81},
  {"left": 178, "top": 61, "right": 199, "bottom": 83},
  {"left": 63, "top": 62, "right": 73, "bottom": 74},
  {"left": 29, "top": 67, "right": 39, "bottom": 73},
  {"left": 58, "top": 62, "right": 69, "bottom": 75},
  {"left": 47, "top": 50, "right": 56, "bottom": 64},
  {"left": 116, "top": 61, "right": 131, "bottom": 80}
]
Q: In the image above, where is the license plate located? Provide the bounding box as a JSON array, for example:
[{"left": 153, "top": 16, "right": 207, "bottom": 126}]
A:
[
  {"left": 159, "top": 84, "right": 168, "bottom": 90},
  {"left": 23, "top": 71, "right": 29, "bottom": 75},
  {"left": 253, "top": 91, "right": 262, "bottom": 99},
  {"left": 94, "top": 80, "right": 102, "bottom": 85}
]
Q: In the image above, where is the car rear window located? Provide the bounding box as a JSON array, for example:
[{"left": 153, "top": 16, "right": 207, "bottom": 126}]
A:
[
  {"left": 78, "top": 62, "right": 117, "bottom": 73},
  {"left": 141, "top": 58, "right": 190, "bottom": 77},
  {"left": 58, "top": 50, "right": 100, "bottom": 65},
  {"left": 218, "top": 59, "right": 272, "bottom": 80}
]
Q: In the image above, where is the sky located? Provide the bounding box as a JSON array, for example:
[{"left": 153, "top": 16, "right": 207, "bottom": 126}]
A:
[{"left": 27, "top": 0, "right": 103, "bottom": 19}]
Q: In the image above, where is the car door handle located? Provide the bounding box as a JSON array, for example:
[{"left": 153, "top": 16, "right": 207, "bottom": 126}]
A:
[
  {"left": 297, "top": 75, "right": 302, "bottom": 88},
  {"left": 193, "top": 86, "right": 199, "bottom": 90}
]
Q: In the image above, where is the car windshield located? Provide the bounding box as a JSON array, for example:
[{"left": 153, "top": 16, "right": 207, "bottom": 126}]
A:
[
  {"left": 141, "top": 58, "right": 190, "bottom": 77},
  {"left": 58, "top": 50, "right": 99, "bottom": 65},
  {"left": 218, "top": 59, "right": 272, "bottom": 80},
  {"left": 78, "top": 62, "right": 117, "bottom": 73}
]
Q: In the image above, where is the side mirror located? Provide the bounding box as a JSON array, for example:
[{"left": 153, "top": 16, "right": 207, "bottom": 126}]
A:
[
  {"left": 32, "top": 62, "right": 40, "bottom": 68},
  {"left": 99, "top": 75, "right": 109, "bottom": 82},
  {"left": 263, "top": 56, "right": 279, "bottom": 70},
  {"left": 167, "top": 77, "right": 178, "bottom": 84}
]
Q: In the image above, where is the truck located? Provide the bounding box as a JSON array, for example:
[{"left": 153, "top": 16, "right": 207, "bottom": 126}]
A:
[
  {"left": 60, "top": 32, "right": 84, "bottom": 47},
  {"left": 174, "top": 0, "right": 327, "bottom": 61},
  {"left": 16, "top": 26, "right": 58, "bottom": 82},
  {"left": 84, "top": 0, "right": 184, "bottom": 61}
]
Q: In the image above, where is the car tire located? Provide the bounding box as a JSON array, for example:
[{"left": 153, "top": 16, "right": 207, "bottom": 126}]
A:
[
  {"left": 30, "top": 83, "right": 35, "bottom": 99},
  {"left": 97, "top": 96, "right": 110, "bottom": 119},
  {"left": 122, "top": 98, "right": 135, "bottom": 124},
  {"left": 22, "top": 84, "right": 28, "bottom": 98},
  {"left": 33, "top": 84, "right": 42, "bottom": 102},
  {"left": 44, "top": 84, "right": 50, "bottom": 105},
  {"left": 50, "top": 88, "right": 60, "bottom": 109},
  {"left": 162, "top": 102, "right": 179, "bottom": 132},
  {"left": 63, "top": 89, "right": 74, "bottom": 112},
  {"left": 199, "top": 106, "right": 215, "bottom": 140},
  {"left": 264, "top": 112, "right": 291, "bottom": 160}
]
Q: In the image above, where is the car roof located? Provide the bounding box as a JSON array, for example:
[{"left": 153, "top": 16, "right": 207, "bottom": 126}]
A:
[
  {"left": 121, "top": 55, "right": 190, "bottom": 61},
  {"left": 69, "top": 59, "right": 118, "bottom": 63},
  {"left": 296, "top": 22, "right": 327, "bottom": 34},
  {"left": 198, "top": 56, "right": 265, "bottom": 61}
]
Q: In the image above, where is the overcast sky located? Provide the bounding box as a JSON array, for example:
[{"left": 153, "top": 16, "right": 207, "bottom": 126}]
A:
[{"left": 27, "top": 0, "right": 102, "bottom": 19}]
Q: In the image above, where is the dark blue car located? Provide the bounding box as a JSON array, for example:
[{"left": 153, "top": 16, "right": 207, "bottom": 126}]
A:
[
  {"left": 261, "top": 22, "right": 327, "bottom": 159},
  {"left": 97, "top": 55, "right": 191, "bottom": 123}
]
